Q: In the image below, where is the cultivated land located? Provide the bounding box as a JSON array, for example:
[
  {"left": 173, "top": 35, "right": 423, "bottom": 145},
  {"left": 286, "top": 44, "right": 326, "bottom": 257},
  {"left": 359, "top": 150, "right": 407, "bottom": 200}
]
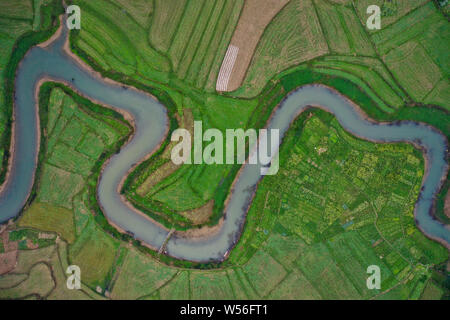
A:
[{"left": 0, "top": 0, "right": 449, "bottom": 299}]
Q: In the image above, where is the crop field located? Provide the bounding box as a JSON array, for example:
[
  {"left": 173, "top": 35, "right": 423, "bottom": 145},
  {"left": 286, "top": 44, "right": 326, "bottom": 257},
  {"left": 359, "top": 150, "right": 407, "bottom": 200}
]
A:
[
  {"left": 227, "top": 110, "right": 448, "bottom": 299},
  {"left": 18, "top": 202, "right": 75, "bottom": 243},
  {"left": 0, "top": 84, "right": 132, "bottom": 295},
  {"left": 223, "top": 0, "right": 290, "bottom": 92},
  {"left": 66, "top": 0, "right": 450, "bottom": 232},
  {"left": 369, "top": 2, "right": 449, "bottom": 106},
  {"left": 72, "top": 0, "right": 243, "bottom": 90},
  {"left": 314, "top": 0, "right": 374, "bottom": 56}
]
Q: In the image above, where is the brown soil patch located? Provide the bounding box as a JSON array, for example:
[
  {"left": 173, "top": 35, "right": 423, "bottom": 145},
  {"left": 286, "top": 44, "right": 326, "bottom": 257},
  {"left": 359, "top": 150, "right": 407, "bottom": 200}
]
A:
[
  {"left": 226, "top": 0, "right": 289, "bottom": 91},
  {"left": 180, "top": 199, "right": 215, "bottom": 225},
  {"left": 0, "top": 232, "right": 18, "bottom": 275}
]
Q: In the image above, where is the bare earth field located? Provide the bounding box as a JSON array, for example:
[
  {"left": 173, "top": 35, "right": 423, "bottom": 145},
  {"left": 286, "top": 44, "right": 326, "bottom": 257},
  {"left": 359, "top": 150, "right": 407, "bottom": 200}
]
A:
[{"left": 222, "top": 0, "right": 290, "bottom": 92}]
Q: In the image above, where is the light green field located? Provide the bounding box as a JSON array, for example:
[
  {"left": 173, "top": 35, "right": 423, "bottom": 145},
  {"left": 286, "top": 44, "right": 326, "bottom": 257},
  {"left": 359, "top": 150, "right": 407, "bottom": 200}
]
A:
[
  {"left": 384, "top": 41, "right": 443, "bottom": 102},
  {"left": 68, "top": 220, "right": 120, "bottom": 288},
  {"left": 19, "top": 202, "right": 75, "bottom": 243},
  {"left": 110, "top": 248, "right": 177, "bottom": 299}
]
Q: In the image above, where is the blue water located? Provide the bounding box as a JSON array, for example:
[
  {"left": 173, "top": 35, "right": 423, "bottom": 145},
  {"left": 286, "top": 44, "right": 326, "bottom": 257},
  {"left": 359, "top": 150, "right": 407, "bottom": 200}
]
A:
[{"left": 0, "top": 19, "right": 448, "bottom": 262}]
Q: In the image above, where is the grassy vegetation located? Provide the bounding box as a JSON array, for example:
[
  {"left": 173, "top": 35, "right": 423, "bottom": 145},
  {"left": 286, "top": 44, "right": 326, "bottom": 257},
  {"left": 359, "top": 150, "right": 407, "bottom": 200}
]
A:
[
  {"left": 354, "top": 0, "right": 430, "bottom": 29},
  {"left": 110, "top": 247, "right": 177, "bottom": 299},
  {"left": 4, "top": 82, "right": 132, "bottom": 294},
  {"left": 237, "top": 0, "right": 328, "bottom": 97},
  {"left": 19, "top": 202, "right": 75, "bottom": 243},
  {"left": 369, "top": 2, "right": 449, "bottom": 107},
  {"left": 66, "top": 0, "right": 450, "bottom": 233}
]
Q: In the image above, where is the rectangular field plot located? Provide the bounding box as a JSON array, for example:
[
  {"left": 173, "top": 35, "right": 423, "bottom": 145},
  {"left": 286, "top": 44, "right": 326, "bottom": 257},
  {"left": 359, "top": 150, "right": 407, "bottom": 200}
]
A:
[
  {"left": 76, "top": 131, "right": 105, "bottom": 159},
  {"left": 326, "top": 231, "right": 393, "bottom": 297},
  {"left": 354, "top": 0, "right": 429, "bottom": 30},
  {"left": 240, "top": 0, "right": 327, "bottom": 97},
  {"left": 19, "top": 202, "right": 75, "bottom": 243},
  {"left": 149, "top": 0, "right": 187, "bottom": 53},
  {"left": 226, "top": 268, "right": 258, "bottom": 300},
  {"left": 262, "top": 232, "right": 306, "bottom": 271},
  {"left": 295, "top": 242, "right": 361, "bottom": 299},
  {"left": 268, "top": 270, "right": 322, "bottom": 300},
  {"left": 158, "top": 271, "right": 190, "bottom": 300},
  {"left": 38, "top": 164, "right": 84, "bottom": 209},
  {"left": 47, "top": 144, "right": 94, "bottom": 176},
  {"left": 189, "top": 271, "right": 235, "bottom": 300},
  {"left": 110, "top": 248, "right": 176, "bottom": 299},
  {"left": 384, "top": 41, "right": 442, "bottom": 101},
  {"left": 242, "top": 250, "right": 287, "bottom": 298},
  {"left": 69, "top": 221, "right": 121, "bottom": 289}
]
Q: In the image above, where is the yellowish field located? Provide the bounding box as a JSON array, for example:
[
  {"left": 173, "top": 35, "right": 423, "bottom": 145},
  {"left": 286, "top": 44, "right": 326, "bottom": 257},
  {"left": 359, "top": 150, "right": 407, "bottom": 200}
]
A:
[
  {"left": 0, "top": 263, "right": 54, "bottom": 299},
  {"left": 268, "top": 270, "right": 322, "bottom": 299},
  {"left": 189, "top": 271, "right": 234, "bottom": 300},
  {"left": 19, "top": 202, "right": 75, "bottom": 243},
  {"left": 425, "top": 79, "right": 450, "bottom": 111},
  {"left": 69, "top": 221, "right": 119, "bottom": 288},
  {"left": 111, "top": 248, "right": 176, "bottom": 299}
]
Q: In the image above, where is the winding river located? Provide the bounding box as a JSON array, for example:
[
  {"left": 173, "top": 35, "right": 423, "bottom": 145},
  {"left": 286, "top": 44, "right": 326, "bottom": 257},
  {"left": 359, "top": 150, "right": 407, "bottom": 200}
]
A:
[{"left": 0, "top": 18, "right": 448, "bottom": 262}]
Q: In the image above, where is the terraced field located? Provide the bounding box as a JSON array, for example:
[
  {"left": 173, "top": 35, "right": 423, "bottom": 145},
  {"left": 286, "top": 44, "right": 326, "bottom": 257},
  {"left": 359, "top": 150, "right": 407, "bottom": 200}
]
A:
[{"left": 0, "top": 0, "right": 449, "bottom": 300}]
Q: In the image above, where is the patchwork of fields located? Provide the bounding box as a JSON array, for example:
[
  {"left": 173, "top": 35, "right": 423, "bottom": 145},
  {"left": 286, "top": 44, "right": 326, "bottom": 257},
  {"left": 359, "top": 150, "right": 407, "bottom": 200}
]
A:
[{"left": 0, "top": 0, "right": 449, "bottom": 300}]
